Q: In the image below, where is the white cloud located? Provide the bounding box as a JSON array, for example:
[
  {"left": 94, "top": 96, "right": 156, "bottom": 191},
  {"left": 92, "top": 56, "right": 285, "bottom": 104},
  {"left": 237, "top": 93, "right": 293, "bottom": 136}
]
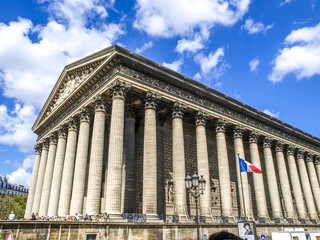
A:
[
  {"left": 233, "top": 90, "right": 242, "bottom": 99},
  {"left": 133, "top": 0, "right": 250, "bottom": 37},
  {"left": 249, "top": 58, "right": 260, "bottom": 72},
  {"left": 175, "top": 28, "right": 210, "bottom": 54},
  {"left": 0, "top": 104, "right": 37, "bottom": 153},
  {"left": 193, "top": 72, "right": 202, "bottom": 81},
  {"left": 194, "top": 47, "right": 228, "bottom": 78},
  {"left": 136, "top": 41, "right": 154, "bottom": 54},
  {"left": 263, "top": 109, "right": 280, "bottom": 119},
  {"left": 269, "top": 22, "right": 320, "bottom": 83},
  {"left": 7, "top": 154, "right": 34, "bottom": 187},
  {"left": 162, "top": 59, "right": 184, "bottom": 72},
  {"left": 0, "top": 1, "right": 124, "bottom": 108},
  {"left": 214, "top": 82, "right": 223, "bottom": 88},
  {"left": 242, "top": 18, "right": 273, "bottom": 34},
  {"left": 280, "top": 0, "right": 292, "bottom": 6}
]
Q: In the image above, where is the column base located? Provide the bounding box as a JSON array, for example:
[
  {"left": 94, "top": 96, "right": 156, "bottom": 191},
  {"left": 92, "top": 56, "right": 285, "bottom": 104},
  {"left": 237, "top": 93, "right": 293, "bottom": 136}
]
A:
[
  {"left": 107, "top": 213, "right": 127, "bottom": 222},
  {"left": 145, "top": 214, "right": 163, "bottom": 223},
  {"left": 298, "top": 218, "right": 307, "bottom": 224}
]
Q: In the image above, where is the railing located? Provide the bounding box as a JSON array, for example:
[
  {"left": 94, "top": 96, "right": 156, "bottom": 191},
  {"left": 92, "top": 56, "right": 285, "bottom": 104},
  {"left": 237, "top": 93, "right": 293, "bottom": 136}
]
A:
[
  {"left": 123, "top": 213, "right": 146, "bottom": 222},
  {"left": 159, "top": 214, "right": 179, "bottom": 223}
]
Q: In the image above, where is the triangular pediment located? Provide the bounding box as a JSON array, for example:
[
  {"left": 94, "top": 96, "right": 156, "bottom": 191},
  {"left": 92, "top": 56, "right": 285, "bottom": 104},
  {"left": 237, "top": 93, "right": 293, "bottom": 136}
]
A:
[{"left": 33, "top": 45, "right": 118, "bottom": 132}]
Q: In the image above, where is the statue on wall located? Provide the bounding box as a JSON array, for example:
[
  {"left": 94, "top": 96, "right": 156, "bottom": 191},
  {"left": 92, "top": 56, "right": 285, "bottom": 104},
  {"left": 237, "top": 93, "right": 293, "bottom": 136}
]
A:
[
  {"left": 166, "top": 172, "right": 174, "bottom": 203},
  {"left": 211, "top": 179, "right": 217, "bottom": 206}
]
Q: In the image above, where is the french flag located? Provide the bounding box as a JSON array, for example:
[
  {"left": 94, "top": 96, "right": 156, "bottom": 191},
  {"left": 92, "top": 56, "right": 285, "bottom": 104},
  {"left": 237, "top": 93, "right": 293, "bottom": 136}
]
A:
[{"left": 239, "top": 157, "right": 263, "bottom": 174}]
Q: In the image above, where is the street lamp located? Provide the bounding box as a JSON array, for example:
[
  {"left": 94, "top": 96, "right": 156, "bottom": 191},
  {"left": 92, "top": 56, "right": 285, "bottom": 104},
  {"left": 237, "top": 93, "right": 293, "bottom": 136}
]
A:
[{"left": 185, "top": 173, "right": 206, "bottom": 240}]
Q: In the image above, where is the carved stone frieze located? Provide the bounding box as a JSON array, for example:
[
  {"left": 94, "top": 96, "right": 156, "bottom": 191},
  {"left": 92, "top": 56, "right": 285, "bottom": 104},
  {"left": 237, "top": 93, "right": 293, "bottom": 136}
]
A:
[
  {"left": 34, "top": 144, "right": 42, "bottom": 154},
  {"left": 262, "top": 136, "right": 273, "bottom": 148},
  {"left": 286, "top": 145, "right": 295, "bottom": 156},
  {"left": 108, "top": 79, "right": 131, "bottom": 99},
  {"left": 195, "top": 110, "right": 208, "bottom": 126},
  {"left": 172, "top": 101, "right": 186, "bottom": 118},
  {"left": 215, "top": 118, "right": 228, "bottom": 133},
  {"left": 275, "top": 141, "right": 285, "bottom": 152},
  {"left": 57, "top": 125, "right": 67, "bottom": 138},
  {"left": 92, "top": 94, "right": 107, "bottom": 112},
  {"left": 249, "top": 131, "right": 260, "bottom": 144},
  {"left": 144, "top": 91, "right": 160, "bottom": 110},
  {"left": 233, "top": 125, "right": 245, "bottom": 139}
]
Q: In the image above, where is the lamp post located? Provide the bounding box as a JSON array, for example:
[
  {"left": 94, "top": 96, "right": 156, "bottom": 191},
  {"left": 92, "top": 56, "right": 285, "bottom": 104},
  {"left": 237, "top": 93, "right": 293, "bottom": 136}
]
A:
[{"left": 185, "top": 173, "right": 206, "bottom": 240}]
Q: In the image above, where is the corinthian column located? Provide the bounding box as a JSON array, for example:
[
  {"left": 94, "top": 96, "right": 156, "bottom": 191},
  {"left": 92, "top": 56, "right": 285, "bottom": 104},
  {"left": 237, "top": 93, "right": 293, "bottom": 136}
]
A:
[
  {"left": 32, "top": 140, "right": 49, "bottom": 215},
  {"left": 286, "top": 146, "right": 307, "bottom": 220},
  {"left": 305, "top": 153, "right": 320, "bottom": 211},
  {"left": 105, "top": 80, "right": 131, "bottom": 219},
  {"left": 274, "top": 141, "right": 294, "bottom": 220},
  {"left": 233, "top": 125, "right": 252, "bottom": 218},
  {"left": 172, "top": 102, "right": 187, "bottom": 219},
  {"left": 215, "top": 118, "right": 233, "bottom": 218},
  {"left": 195, "top": 111, "right": 212, "bottom": 216},
  {"left": 296, "top": 150, "right": 318, "bottom": 220},
  {"left": 248, "top": 131, "right": 268, "bottom": 220},
  {"left": 47, "top": 126, "right": 67, "bottom": 217},
  {"left": 39, "top": 133, "right": 58, "bottom": 217},
  {"left": 25, "top": 144, "right": 42, "bottom": 218},
  {"left": 69, "top": 107, "right": 92, "bottom": 216},
  {"left": 262, "top": 136, "right": 282, "bottom": 220},
  {"left": 58, "top": 118, "right": 78, "bottom": 216},
  {"left": 86, "top": 95, "right": 107, "bottom": 215},
  {"left": 315, "top": 156, "right": 320, "bottom": 184},
  {"left": 142, "top": 91, "right": 160, "bottom": 220}
]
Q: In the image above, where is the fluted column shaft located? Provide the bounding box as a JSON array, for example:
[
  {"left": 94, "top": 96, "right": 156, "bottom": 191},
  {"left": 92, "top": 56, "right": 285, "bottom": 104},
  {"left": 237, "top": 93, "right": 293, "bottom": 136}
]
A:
[
  {"left": 70, "top": 108, "right": 91, "bottom": 216},
  {"left": 233, "top": 125, "right": 252, "bottom": 218},
  {"left": 215, "top": 119, "right": 232, "bottom": 217},
  {"left": 275, "top": 142, "right": 294, "bottom": 219},
  {"left": 39, "top": 134, "right": 58, "bottom": 216},
  {"left": 47, "top": 126, "right": 67, "bottom": 217},
  {"left": 195, "top": 111, "right": 211, "bottom": 215},
  {"left": 32, "top": 141, "right": 49, "bottom": 214},
  {"left": 58, "top": 118, "right": 78, "bottom": 216},
  {"left": 142, "top": 92, "right": 160, "bottom": 216},
  {"left": 24, "top": 145, "right": 42, "bottom": 218},
  {"left": 86, "top": 95, "right": 107, "bottom": 215},
  {"left": 248, "top": 132, "right": 268, "bottom": 218},
  {"left": 315, "top": 157, "right": 320, "bottom": 184},
  {"left": 286, "top": 146, "right": 307, "bottom": 219},
  {"left": 105, "top": 80, "right": 130, "bottom": 215},
  {"left": 172, "top": 102, "right": 187, "bottom": 216},
  {"left": 305, "top": 153, "right": 320, "bottom": 211},
  {"left": 262, "top": 137, "right": 282, "bottom": 219},
  {"left": 123, "top": 108, "right": 136, "bottom": 213},
  {"left": 296, "top": 150, "right": 318, "bottom": 220}
]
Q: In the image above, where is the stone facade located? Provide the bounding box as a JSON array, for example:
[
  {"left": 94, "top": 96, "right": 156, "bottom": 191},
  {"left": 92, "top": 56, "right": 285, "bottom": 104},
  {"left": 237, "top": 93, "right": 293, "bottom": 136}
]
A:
[{"left": 25, "top": 45, "right": 320, "bottom": 230}]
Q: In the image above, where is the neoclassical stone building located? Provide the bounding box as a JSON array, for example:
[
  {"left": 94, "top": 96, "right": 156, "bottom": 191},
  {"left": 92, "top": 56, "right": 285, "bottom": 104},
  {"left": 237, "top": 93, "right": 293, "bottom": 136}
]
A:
[{"left": 25, "top": 45, "right": 320, "bottom": 225}]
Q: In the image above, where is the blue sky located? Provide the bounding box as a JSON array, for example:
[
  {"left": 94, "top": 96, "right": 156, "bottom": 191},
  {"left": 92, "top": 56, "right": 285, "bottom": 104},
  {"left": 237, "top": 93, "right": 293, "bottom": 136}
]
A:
[{"left": 0, "top": 0, "right": 319, "bottom": 187}]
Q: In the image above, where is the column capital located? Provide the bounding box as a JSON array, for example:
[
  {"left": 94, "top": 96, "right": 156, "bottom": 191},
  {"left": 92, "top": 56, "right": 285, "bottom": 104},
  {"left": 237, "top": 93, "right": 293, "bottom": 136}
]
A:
[
  {"left": 215, "top": 118, "right": 228, "bottom": 133},
  {"left": 195, "top": 110, "right": 208, "bottom": 126},
  {"left": 108, "top": 79, "right": 131, "bottom": 100},
  {"left": 275, "top": 140, "right": 285, "bottom": 152},
  {"left": 41, "top": 139, "right": 49, "bottom": 150},
  {"left": 49, "top": 132, "right": 58, "bottom": 145},
  {"left": 233, "top": 125, "right": 245, "bottom": 139},
  {"left": 67, "top": 117, "right": 79, "bottom": 132},
  {"left": 248, "top": 131, "right": 259, "bottom": 143},
  {"left": 262, "top": 136, "right": 272, "bottom": 148},
  {"left": 172, "top": 101, "right": 186, "bottom": 118},
  {"left": 34, "top": 144, "right": 42, "bottom": 154},
  {"left": 144, "top": 91, "right": 161, "bottom": 109},
  {"left": 78, "top": 107, "right": 92, "bottom": 123},
  {"left": 296, "top": 149, "right": 305, "bottom": 159},
  {"left": 305, "top": 152, "right": 313, "bottom": 162},
  {"left": 314, "top": 155, "right": 320, "bottom": 165},
  {"left": 286, "top": 145, "right": 295, "bottom": 156},
  {"left": 57, "top": 125, "right": 67, "bottom": 139},
  {"left": 91, "top": 94, "right": 107, "bottom": 112}
]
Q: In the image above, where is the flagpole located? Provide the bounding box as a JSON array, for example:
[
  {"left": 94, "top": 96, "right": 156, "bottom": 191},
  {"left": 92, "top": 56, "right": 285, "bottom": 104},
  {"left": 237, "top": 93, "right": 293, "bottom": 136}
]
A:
[{"left": 238, "top": 153, "right": 247, "bottom": 220}]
